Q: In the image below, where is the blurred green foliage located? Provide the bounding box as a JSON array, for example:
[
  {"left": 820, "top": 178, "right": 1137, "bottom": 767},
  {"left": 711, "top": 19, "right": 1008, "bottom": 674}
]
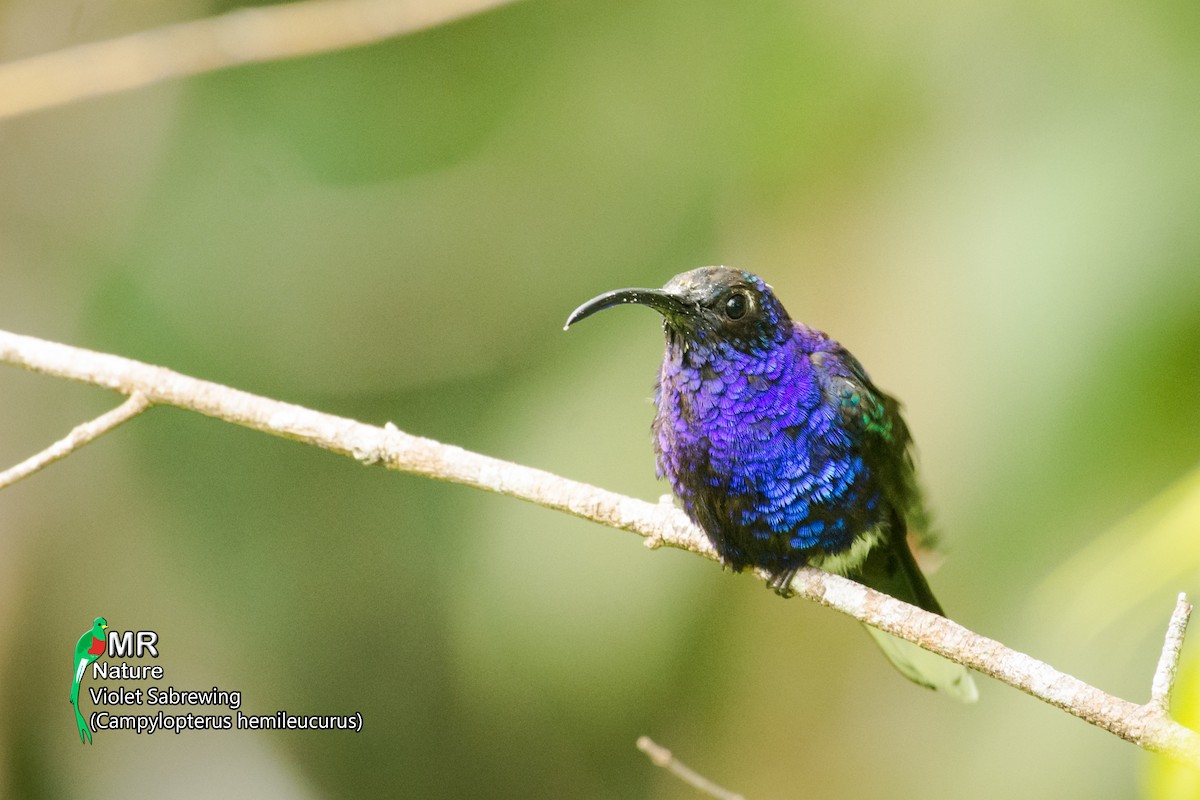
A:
[{"left": 2, "top": 0, "right": 1199, "bottom": 798}]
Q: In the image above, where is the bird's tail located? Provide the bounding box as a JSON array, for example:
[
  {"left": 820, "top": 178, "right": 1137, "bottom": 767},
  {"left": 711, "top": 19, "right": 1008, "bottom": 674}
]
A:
[
  {"left": 862, "top": 626, "right": 978, "bottom": 702},
  {"left": 853, "top": 532, "right": 978, "bottom": 703}
]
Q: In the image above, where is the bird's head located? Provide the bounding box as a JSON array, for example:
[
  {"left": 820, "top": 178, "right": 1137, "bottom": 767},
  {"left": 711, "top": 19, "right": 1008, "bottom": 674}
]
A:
[
  {"left": 94, "top": 617, "right": 108, "bottom": 633},
  {"left": 564, "top": 266, "right": 792, "bottom": 357}
]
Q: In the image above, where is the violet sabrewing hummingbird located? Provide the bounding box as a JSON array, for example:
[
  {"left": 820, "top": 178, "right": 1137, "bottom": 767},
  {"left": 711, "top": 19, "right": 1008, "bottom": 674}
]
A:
[{"left": 565, "top": 266, "right": 977, "bottom": 702}]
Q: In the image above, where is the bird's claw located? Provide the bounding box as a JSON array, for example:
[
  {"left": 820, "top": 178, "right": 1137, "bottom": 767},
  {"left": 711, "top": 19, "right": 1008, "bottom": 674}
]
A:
[{"left": 768, "top": 568, "right": 799, "bottom": 598}]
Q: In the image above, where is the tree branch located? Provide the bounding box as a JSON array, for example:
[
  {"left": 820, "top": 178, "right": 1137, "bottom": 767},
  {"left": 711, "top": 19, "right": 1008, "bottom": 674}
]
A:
[
  {"left": 1151, "top": 593, "right": 1193, "bottom": 714},
  {"left": 637, "top": 736, "right": 745, "bottom": 800},
  {"left": 0, "top": 392, "right": 151, "bottom": 490},
  {"left": 2, "top": 327, "right": 1198, "bottom": 767},
  {"left": 0, "top": 0, "right": 522, "bottom": 122}
]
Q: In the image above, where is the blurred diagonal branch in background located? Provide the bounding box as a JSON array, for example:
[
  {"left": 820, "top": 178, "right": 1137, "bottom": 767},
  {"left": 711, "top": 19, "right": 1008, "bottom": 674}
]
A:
[
  {"left": 637, "top": 736, "right": 746, "bottom": 800},
  {"left": 2, "top": 326, "right": 1199, "bottom": 768},
  {"left": 0, "top": 0, "right": 523, "bottom": 121}
]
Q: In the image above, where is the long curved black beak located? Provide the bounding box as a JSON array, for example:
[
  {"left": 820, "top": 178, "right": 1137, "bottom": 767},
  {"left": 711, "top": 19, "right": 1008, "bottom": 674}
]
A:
[{"left": 563, "top": 288, "right": 692, "bottom": 331}]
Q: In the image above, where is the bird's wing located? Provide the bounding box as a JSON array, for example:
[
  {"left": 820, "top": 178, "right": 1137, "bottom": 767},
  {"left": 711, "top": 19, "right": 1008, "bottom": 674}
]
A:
[
  {"left": 812, "top": 347, "right": 932, "bottom": 545},
  {"left": 813, "top": 348, "right": 907, "bottom": 449},
  {"left": 812, "top": 348, "right": 978, "bottom": 702}
]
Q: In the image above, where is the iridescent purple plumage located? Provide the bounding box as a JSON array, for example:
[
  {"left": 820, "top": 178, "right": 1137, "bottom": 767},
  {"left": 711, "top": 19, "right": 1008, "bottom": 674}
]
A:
[
  {"left": 566, "top": 266, "right": 976, "bottom": 701},
  {"left": 653, "top": 290, "right": 886, "bottom": 574}
]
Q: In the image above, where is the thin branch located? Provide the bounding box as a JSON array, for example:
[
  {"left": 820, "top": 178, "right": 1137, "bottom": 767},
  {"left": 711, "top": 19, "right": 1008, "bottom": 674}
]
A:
[
  {"left": 637, "top": 736, "right": 745, "bottom": 800},
  {"left": 0, "top": 0, "right": 522, "bottom": 122},
  {"left": 0, "top": 329, "right": 692, "bottom": 546},
  {"left": 0, "top": 391, "right": 151, "bottom": 490},
  {"left": 1151, "top": 593, "right": 1193, "bottom": 713},
  {"left": 1, "top": 327, "right": 1198, "bottom": 767}
]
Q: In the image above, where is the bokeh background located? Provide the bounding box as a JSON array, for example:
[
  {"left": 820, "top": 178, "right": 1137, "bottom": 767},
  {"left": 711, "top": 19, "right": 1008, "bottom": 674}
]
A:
[{"left": 2, "top": 0, "right": 1200, "bottom": 797}]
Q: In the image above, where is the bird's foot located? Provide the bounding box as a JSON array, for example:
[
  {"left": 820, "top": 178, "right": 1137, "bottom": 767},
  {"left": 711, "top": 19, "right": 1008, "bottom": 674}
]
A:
[{"left": 768, "top": 567, "right": 800, "bottom": 598}]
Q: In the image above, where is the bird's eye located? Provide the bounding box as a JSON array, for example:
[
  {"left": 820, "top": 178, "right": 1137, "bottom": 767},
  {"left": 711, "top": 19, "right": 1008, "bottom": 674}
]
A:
[{"left": 724, "top": 292, "right": 749, "bottom": 320}]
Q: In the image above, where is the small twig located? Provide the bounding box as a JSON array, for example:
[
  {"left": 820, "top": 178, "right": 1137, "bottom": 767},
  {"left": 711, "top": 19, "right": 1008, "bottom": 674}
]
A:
[
  {"left": 0, "top": 391, "right": 151, "bottom": 490},
  {"left": 1151, "top": 593, "right": 1193, "bottom": 713},
  {"left": 0, "top": 0, "right": 522, "bottom": 122},
  {"left": 637, "top": 737, "right": 745, "bottom": 800}
]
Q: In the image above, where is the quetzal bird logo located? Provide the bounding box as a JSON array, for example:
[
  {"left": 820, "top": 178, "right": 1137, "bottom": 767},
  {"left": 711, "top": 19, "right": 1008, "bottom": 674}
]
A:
[{"left": 71, "top": 617, "right": 107, "bottom": 744}]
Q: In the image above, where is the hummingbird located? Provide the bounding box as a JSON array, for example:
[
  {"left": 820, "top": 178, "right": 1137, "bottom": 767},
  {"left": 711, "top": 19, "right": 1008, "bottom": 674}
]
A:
[
  {"left": 565, "top": 266, "right": 976, "bottom": 702},
  {"left": 71, "top": 617, "right": 107, "bottom": 743}
]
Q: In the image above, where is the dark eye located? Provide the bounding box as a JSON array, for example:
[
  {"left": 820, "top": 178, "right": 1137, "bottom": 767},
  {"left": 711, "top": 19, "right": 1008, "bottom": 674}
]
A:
[{"left": 724, "top": 292, "right": 749, "bottom": 320}]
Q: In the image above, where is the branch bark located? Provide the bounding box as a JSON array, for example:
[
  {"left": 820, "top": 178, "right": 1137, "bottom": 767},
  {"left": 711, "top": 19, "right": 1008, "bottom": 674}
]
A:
[
  {"left": 1152, "top": 594, "right": 1193, "bottom": 714},
  {"left": 2, "top": 327, "right": 1198, "bottom": 767}
]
